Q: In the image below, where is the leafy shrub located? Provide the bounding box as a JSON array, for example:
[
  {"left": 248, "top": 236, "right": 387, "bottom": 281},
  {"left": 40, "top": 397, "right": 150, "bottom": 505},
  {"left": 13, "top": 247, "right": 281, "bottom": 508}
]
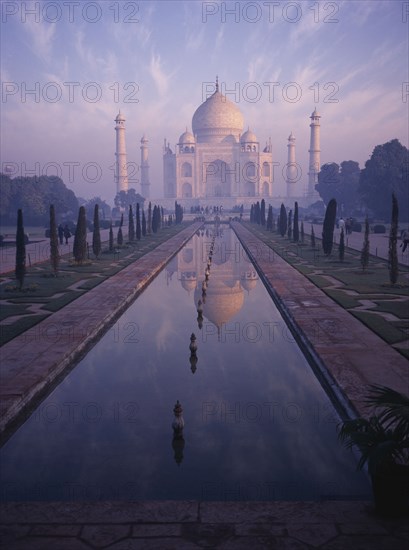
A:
[{"left": 373, "top": 224, "right": 386, "bottom": 234}]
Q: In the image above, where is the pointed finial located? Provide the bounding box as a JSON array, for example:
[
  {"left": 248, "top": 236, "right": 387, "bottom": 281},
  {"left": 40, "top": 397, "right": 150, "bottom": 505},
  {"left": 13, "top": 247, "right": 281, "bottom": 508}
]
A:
[{"left": 216, "top": 75, "right": 219, "bottom": 92}]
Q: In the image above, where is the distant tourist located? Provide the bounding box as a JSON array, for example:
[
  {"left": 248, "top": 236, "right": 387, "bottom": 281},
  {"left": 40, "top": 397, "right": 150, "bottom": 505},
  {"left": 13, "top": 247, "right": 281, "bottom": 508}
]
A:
[
  {"left": 58, "top": 224, "right": 64, "bottom": 245},
  {"left": 63, "top": 225, "right": 71, "bottom": 245},
  {"left": 338, "top": 217, "right": 345, "bottom": 233}
]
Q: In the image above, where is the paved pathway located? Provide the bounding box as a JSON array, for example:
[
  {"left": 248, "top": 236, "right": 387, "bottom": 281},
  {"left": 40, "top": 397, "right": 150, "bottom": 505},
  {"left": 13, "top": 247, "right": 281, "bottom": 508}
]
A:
[{"left": 0, "top": 500, "right": 407, "bottom": 549}]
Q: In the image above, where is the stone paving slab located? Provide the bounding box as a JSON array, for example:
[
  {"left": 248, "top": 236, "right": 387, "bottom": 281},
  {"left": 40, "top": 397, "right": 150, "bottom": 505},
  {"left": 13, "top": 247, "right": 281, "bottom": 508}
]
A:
[
  {"left": 232, "top": 222, "right": 409, "bottom": 418},
  {"left": 0, "top": 501, "right": 407, "bottom": 549},
  {"left": 0, "top": 223, "right": 202, "bottom": 435}
]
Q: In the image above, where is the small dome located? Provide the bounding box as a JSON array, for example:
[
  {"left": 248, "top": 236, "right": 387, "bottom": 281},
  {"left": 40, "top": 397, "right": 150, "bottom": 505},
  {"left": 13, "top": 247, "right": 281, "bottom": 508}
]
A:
[
  {"left": 179, "top": 130, "right": 195, "bottom": 144},
  {"left": 288, "top": 131, "right": 295, "bottom": 141},
  {"left": 115, "top": 111, "right": 125, "bottom": 122},
  {"left": 240, "top": 129, "right": 258, "bottom": 143},
  {"left": 311, "top": 108, "right": 320, "bottom": 117}
]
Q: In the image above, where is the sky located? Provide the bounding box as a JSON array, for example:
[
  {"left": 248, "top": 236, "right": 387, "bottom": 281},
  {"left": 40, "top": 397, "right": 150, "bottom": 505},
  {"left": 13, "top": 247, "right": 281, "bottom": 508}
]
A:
[{"left": 1, "top": 0, "right": 408, "bottom": 202}]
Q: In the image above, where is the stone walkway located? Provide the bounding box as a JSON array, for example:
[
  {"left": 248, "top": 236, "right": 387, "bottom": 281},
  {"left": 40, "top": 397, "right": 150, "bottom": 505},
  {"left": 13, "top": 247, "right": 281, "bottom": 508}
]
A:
[
  {"left": 1, "top": 221, "right": 408, "bottom": 548},
  {"left": 0, "top": 500, "right": 408, "bottom": 549}
]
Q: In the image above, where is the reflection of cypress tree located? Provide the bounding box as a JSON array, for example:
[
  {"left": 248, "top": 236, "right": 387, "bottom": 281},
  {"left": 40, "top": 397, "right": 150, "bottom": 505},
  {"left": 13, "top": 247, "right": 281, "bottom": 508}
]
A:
[
  {"left": 109, "top": 221, "right": 114, "bottom": 251},
  {"left": 73, "top": 206, "right": 87, "bottom": 264},
  {"left": 93, "top": 204, "right": 101, "bottom": 258},
  {"left": 322, "top": 198, "right": 337, "bottom": 255},
  {"left": 15, "top": 208, "right": 26, "bottom": 290},
  {"left": 389, "top": 193, "right": 399, "bottom": 285},
  {"left": 142, "top": 210, "right": 147, "bottom": 237},
  {"left": 293, "top": 202, "right": 299, "bottom": 242},
  {"left": 50, "top": 204, "right": 59, "bottom": 276},
  {"left": 128, "top": 205, "right": 135, "bottom": 242},
  {"left": 136, "top": 203, "right": 141, "bottom": 240}
]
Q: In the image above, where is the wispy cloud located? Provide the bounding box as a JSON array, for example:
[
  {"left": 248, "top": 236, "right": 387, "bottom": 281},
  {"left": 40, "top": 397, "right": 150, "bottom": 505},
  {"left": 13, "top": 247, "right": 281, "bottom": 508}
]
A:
[
  {"left": 149, "top": 52, "right": 171, "bottom": 97},
  {"left": 22, "top": 18, "right": 56, "bottom": 64}
]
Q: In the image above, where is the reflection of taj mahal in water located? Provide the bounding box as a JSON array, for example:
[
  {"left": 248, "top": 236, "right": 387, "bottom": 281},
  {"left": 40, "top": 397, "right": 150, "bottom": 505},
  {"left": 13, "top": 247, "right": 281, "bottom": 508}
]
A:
[{"left": 166, "top": 227, "right": 258, "bottom": 332}]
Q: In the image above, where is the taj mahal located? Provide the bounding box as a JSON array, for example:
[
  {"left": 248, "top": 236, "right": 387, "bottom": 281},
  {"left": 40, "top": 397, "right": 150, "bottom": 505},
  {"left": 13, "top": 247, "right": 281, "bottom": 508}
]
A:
[{"left": 114, "top": 78, "right": 321, "bottom": 209}]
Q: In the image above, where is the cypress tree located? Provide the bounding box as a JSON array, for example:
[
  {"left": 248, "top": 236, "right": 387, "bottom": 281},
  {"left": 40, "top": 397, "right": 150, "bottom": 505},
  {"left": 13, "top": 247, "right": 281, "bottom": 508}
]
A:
[
  {"left": 148, "top": 202, "right": 152, "bottom": 234},
  {"left": 128, "top": 205, "right": 135, "bottom": 242},
  {"left": 161, "top": 207, "right": 164, "bottom": 229},
  {"left": 250, "top": 204, "right": 254, "bottom": 223},
  {"left": 293, "top": 202, "right": 299, "bottom": 242},
  {"left": 311, "top": 225, "right": 316, "bottom": 248},
  {"left": 322, "top": 198, "right": 337, "bottom": 255},
  {"left": 109, "top": 220, "right": 114, "bottom": 251},
  {"left": 279, "top": 204, "right": 287, "bottom": 237},
  {"left": 361, "top": 217, "right": 370, "bottom": 272},
  {"left": 92, "top": 204, "right": 101, "bottom": 258},
  {"left": 260, "top": 199, "right": 266, "bottom": 226},
  {"left": 300, "top": 221, "right": 305, "bottom": 244},
  {"left": 276, "top": 214, "right": 280, "bottom": 233},
  {"left": 142, "top": 210, "right": 147, "bottom": 236},
  {"left": 73, "top": 206, "right": 87, "bottom": 264},
  {"left": 50, "top": 204, "right": 59, "bottom": 275},
  {"left": 136, "top": 203, "right": 141, "bottom": 240},
  {"left": 15, "top": 208, "right": 26, "bottom": 290},
  {"left": 287, "top": 210, "right": 292, "bottom": 240},
  {"left": 117, "top": 213, "right": 123, "bottom": 245},
  {"left": 255, "top": 201, "right": 261, "bottom": 224},
  {"left": 152, "top": 205, "right": 157, "bottom": 233},
  {"left": 389, "top": 193, "right": 399, "bottom": 284},
  {"left": 339, "top": 227, "right": 345, "bottom": 262}
]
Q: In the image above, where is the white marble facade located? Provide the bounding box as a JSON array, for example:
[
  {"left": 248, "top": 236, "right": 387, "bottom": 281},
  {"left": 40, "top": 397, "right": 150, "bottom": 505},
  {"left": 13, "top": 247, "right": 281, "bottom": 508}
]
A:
[{"left": 163, "top": 81, "right": 273, "bottom": 207}]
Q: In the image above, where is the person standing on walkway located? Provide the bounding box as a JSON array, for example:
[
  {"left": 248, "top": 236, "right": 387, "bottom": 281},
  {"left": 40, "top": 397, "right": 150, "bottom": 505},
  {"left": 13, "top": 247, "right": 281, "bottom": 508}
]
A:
[
  {"left": 339, "top": 217, "right": 345, "bottom": 234},
  {"left": 58, "top": 224, "right": 64, "bottom": 245}
]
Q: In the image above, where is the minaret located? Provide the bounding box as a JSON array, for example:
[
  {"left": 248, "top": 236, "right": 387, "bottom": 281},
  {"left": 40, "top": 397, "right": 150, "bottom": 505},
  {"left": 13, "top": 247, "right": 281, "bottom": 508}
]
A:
[
  {"left": 308, "top": 108, "right": 321, "bottom": 198},
  {"left": 286, "top": 131, "right": 297, "bottom": 198},
  {"left": 140, "top": 135, "right": 150, "bottom": 198},
  {"left": 114, "top": 111, "right": 129, "bottom": 193}
]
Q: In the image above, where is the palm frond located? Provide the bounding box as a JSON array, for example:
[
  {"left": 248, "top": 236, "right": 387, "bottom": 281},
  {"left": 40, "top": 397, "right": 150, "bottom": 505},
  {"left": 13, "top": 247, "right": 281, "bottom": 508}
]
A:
[{"left": 365, "top": 385, "right": 409, "bottom": 436}]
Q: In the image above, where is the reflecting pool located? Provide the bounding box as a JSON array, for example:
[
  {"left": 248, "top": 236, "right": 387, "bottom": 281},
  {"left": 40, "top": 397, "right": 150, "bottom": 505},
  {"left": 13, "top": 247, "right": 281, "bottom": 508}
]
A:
[{"left": 0, "top": 226, "right": 370, "bottom": 501}]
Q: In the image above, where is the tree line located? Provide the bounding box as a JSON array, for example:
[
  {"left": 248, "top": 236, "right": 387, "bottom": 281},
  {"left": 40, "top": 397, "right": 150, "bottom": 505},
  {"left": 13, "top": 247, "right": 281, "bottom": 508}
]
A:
[{"left": 315, "top": 139, "right": 408, "bottom": 221}]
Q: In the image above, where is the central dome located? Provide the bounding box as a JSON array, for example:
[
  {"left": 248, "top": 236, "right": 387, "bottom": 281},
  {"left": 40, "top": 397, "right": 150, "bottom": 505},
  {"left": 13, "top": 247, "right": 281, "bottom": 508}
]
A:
[{"left": 192, "top": 90, "right": 244, "bottom": 144}]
